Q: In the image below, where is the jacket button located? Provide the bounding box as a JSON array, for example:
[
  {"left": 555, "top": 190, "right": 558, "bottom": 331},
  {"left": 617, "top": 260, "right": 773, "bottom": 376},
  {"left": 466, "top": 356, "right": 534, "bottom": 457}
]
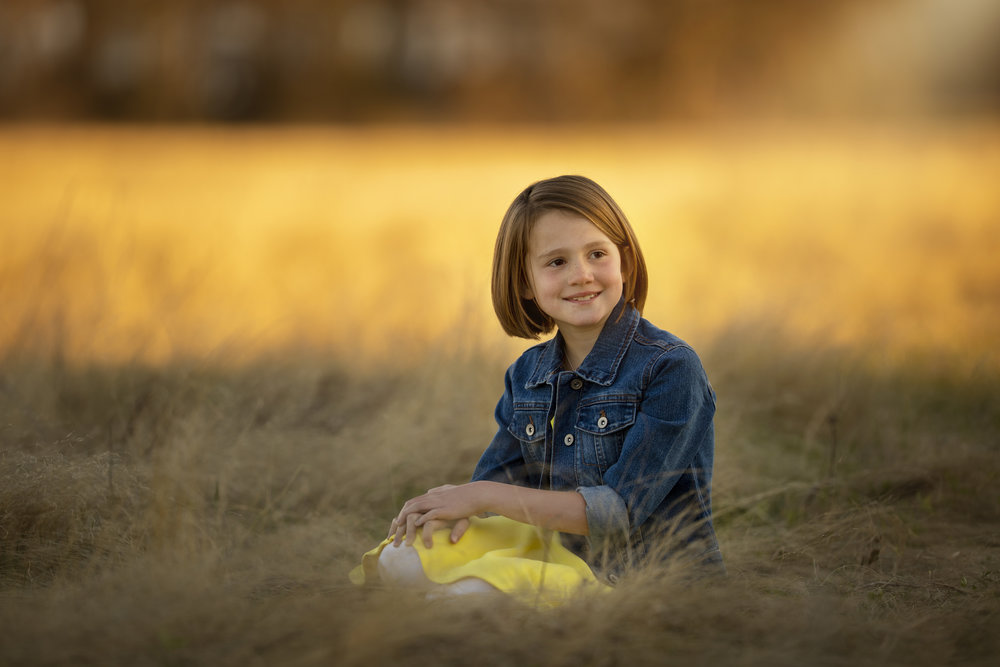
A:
[
  {"left": 525, "top": 424, "right": 535, "bottom": 437},
  {"left": 597, "top": 416, "right": 609, "bottom": 429},
  {"left": 563, "top": 434, "right": 574, "bottom": 446},
  {"left": 570, "top": 378, "right": 584, "bottom": 390}
]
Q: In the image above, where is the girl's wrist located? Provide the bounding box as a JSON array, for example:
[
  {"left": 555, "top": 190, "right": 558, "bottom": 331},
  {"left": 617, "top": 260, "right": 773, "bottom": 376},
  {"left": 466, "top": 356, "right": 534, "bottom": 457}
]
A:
[{"left": 474, "top": 480, "right": 504, "bottom": 516}]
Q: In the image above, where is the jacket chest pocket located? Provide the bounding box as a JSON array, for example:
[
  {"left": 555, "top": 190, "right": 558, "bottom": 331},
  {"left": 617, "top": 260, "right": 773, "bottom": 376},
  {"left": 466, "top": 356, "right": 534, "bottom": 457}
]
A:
[
  {"left": 507, "top": 408, "right": 548, "bottom": 464},
  {"left": 575, "top": 400, "right": 636, "bottom": 472}
]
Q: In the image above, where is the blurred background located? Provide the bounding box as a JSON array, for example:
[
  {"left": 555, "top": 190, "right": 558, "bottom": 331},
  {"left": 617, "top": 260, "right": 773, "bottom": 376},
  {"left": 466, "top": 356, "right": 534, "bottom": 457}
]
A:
[
  {"left": 2, "top": 0, "right": 998, "bottom": 123},
  {"left": 1, "top": 0, "right": 999, "bottom": 365},
  {"left": 4, "top": 6, "right": 1000, "bottom": 663}
]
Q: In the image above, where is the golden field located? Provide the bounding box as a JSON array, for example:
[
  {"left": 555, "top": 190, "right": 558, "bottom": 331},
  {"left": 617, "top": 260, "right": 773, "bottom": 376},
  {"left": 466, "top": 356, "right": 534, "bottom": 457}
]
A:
[
  {"left": 3, "top": 123, "right": 998, "bottom": 364},
  {"left": 0, "top": 124, "right": 998, "bottom": 665}
]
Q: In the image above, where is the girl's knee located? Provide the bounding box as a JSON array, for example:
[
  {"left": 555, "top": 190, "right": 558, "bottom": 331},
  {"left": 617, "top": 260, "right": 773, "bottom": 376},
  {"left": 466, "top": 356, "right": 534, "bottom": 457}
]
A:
[
  {"left": 377, "top": 543, "right": 430, "bottom": 586},
  {"left": 440, "top": 578, "right": 498, "bottom": 596},
  {"left": 377, "top": 544, "right": 497, "bottom": 596}
]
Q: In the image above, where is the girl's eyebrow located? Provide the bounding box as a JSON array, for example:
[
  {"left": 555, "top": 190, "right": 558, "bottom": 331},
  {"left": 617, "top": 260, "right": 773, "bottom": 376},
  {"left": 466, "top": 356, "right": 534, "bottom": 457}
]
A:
[{"left": 535, "top": 240, "right": 611, "bottom": 260}]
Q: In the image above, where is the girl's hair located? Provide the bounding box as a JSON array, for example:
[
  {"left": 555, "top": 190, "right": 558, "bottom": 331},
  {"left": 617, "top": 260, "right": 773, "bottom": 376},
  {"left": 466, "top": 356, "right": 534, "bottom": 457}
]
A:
[{"left": 492, "top": 175, "right": 649, "bottom": 339}]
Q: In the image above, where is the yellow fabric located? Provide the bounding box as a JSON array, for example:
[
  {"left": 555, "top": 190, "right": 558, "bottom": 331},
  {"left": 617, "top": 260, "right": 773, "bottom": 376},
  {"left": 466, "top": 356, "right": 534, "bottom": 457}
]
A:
[{"left": 349, "top": 515, "right": 609, "bottom": 607}]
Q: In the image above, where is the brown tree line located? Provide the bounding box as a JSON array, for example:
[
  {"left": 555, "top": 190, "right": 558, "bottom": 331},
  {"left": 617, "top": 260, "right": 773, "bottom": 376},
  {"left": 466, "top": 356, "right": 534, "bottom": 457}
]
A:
[{"left": 1, "top": 0, "right": 995, "bottom": 122}]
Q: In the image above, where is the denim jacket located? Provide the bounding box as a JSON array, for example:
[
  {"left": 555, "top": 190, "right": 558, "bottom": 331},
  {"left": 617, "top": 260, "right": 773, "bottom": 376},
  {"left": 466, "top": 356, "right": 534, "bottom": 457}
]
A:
[{"left": 471, "top": 298, "right": 723, "bottom": 581}]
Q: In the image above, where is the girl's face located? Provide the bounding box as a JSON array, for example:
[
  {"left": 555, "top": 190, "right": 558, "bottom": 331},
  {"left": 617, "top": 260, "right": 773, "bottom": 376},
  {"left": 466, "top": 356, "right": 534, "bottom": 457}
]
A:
[{"left": 523, "top": 209, "right": 625, "bottom": 339}]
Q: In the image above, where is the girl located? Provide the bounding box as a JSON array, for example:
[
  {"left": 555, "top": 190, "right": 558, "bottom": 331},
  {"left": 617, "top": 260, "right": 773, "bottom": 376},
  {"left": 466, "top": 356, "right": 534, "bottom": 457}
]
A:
[{"left": 351, "top": 175, "right": 723, "bottom": 603}]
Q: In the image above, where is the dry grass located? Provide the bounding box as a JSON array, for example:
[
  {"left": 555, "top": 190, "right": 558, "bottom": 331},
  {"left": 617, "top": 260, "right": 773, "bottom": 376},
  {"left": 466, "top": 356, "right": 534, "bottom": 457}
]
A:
[
  {"left": 1, "top": 124, "right": 998, "bottom": 665},
  {"left": 1, "top": 336, "right": 997, "bottom": 666}
]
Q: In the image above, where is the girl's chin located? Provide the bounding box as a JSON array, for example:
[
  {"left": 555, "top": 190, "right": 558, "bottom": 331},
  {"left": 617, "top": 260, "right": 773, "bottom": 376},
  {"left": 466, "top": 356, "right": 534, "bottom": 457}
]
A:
[{"left": 554, "top": 312, "right": 612, "bottom": 331}]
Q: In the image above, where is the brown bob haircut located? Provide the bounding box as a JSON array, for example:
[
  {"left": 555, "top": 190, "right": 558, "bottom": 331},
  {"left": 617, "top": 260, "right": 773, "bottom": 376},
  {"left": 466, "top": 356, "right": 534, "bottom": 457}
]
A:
[{"left": 492, "top": 175, "right": 649, "bottom": 339}]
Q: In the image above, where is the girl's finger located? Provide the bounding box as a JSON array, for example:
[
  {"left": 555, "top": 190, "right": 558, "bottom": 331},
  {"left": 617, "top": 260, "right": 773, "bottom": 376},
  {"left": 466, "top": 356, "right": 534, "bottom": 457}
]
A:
[
  {"left": 392, "top": 521, "right": 404, "bottom": 547},
  {"left": 396, "top": 497, "right": 428, "bottom": 524},
  {"left": 393, "top": 506, "right": 410, "bottom": 527},
  {"left": 392, "top": 514, "right": 411, "bottom": 546},
  {"left": 421, "top": 520, "right": 437, "bottom": 549},
  {"left": 450, "top": 518, "right": 470, "bottom": 544},
  {"left": 404, "top": 513, "right": 420, "bottom": 546},
  {"left": 415, "top": 509, "right": 439, "bottom": 527},
  {"left": 391, "top": 505, "right": 416, "bottom": 535}
]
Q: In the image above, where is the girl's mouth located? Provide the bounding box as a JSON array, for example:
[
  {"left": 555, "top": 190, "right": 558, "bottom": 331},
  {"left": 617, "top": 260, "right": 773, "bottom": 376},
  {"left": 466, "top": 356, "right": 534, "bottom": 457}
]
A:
[{"left": 566, "top": 292, "right": 600, "bottom": 302}]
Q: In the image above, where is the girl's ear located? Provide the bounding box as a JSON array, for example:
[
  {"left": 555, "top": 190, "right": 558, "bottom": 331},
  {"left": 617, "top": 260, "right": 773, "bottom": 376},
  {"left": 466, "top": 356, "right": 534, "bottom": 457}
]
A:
[
  {"left": 619, "top": 246, "right": 633, "bottom": 281},
  {"left": 519, "top": 280, "right": 534, "bottom": 300},
  {"left": 517, "top": 266, "right": 535, "bottom": 300}
]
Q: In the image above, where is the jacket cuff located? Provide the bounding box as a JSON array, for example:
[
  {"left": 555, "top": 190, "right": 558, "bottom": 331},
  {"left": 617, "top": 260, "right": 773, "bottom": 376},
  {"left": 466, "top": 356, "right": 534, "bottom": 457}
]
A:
[{"left": 576, "top": 485, "right": 630, "bottom": 548}]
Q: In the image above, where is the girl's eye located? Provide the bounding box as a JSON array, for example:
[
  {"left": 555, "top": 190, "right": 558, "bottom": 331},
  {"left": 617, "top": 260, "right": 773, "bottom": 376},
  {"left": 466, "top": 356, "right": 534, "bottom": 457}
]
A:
[
  {"left": 548, "top": 258, "right": 565, "bottom": 267},
  {"left": 591, "top": 250, "right": 607, "bottom": 259}
]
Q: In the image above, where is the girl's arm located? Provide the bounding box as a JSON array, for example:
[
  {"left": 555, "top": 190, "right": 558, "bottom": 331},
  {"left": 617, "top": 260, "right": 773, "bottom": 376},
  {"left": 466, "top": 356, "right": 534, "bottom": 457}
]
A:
[
  {"left": 389, "top": 481, "right": 588, "bottom": 548},
  {"left": 578, "top": 343, "right": 716, "bottom": 556}
]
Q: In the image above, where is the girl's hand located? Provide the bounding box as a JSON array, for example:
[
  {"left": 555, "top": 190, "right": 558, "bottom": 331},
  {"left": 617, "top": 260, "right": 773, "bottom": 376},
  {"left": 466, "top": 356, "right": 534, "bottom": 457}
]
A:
[
  {"left": 388, "top": 482, "right": 491, "bottom": 547},
  {"left": 389, "top": 517, "right": 471, "bottom": 549}
]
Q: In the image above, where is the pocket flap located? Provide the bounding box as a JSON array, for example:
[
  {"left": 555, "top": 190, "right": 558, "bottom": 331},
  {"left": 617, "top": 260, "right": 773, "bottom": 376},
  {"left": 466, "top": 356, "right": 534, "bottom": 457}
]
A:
[
  {"left": 576, "top": 401, "right": 636, "bottom": 435},
  {"left": 507, "top": 409, "right": 548, "bottom": 443}
]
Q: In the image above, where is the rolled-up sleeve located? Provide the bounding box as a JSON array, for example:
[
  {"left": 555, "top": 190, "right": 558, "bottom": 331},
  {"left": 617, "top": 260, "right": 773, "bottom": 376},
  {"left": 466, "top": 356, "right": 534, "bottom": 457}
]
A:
[{"left": 576, "top": 484, "right": 629, "bottom": 545}]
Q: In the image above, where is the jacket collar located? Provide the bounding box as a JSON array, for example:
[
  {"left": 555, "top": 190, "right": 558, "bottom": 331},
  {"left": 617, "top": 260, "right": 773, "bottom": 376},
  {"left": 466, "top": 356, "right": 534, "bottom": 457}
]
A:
[{"left": 525, "top": 297, "right": 640, "bottom": 388}]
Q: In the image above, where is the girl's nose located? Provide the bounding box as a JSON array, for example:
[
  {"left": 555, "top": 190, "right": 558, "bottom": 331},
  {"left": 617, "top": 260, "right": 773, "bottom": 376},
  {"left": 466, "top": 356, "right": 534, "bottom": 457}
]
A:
[{"left": 569, "top": 260, "right": 594, "bottom": 284}]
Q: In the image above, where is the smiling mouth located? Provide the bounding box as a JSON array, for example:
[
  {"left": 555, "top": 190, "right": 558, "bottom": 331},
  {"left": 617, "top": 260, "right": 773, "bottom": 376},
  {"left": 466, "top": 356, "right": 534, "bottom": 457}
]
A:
[{"left": 566, "top": 292, "right": 600, "bottom": 302}]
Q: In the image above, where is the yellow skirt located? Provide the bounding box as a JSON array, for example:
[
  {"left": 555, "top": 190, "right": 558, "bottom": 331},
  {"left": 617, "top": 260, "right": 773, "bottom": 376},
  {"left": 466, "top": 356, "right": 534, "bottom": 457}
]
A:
[{"left": 349, "top": 515, "right": 609, "bottom": 607}]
